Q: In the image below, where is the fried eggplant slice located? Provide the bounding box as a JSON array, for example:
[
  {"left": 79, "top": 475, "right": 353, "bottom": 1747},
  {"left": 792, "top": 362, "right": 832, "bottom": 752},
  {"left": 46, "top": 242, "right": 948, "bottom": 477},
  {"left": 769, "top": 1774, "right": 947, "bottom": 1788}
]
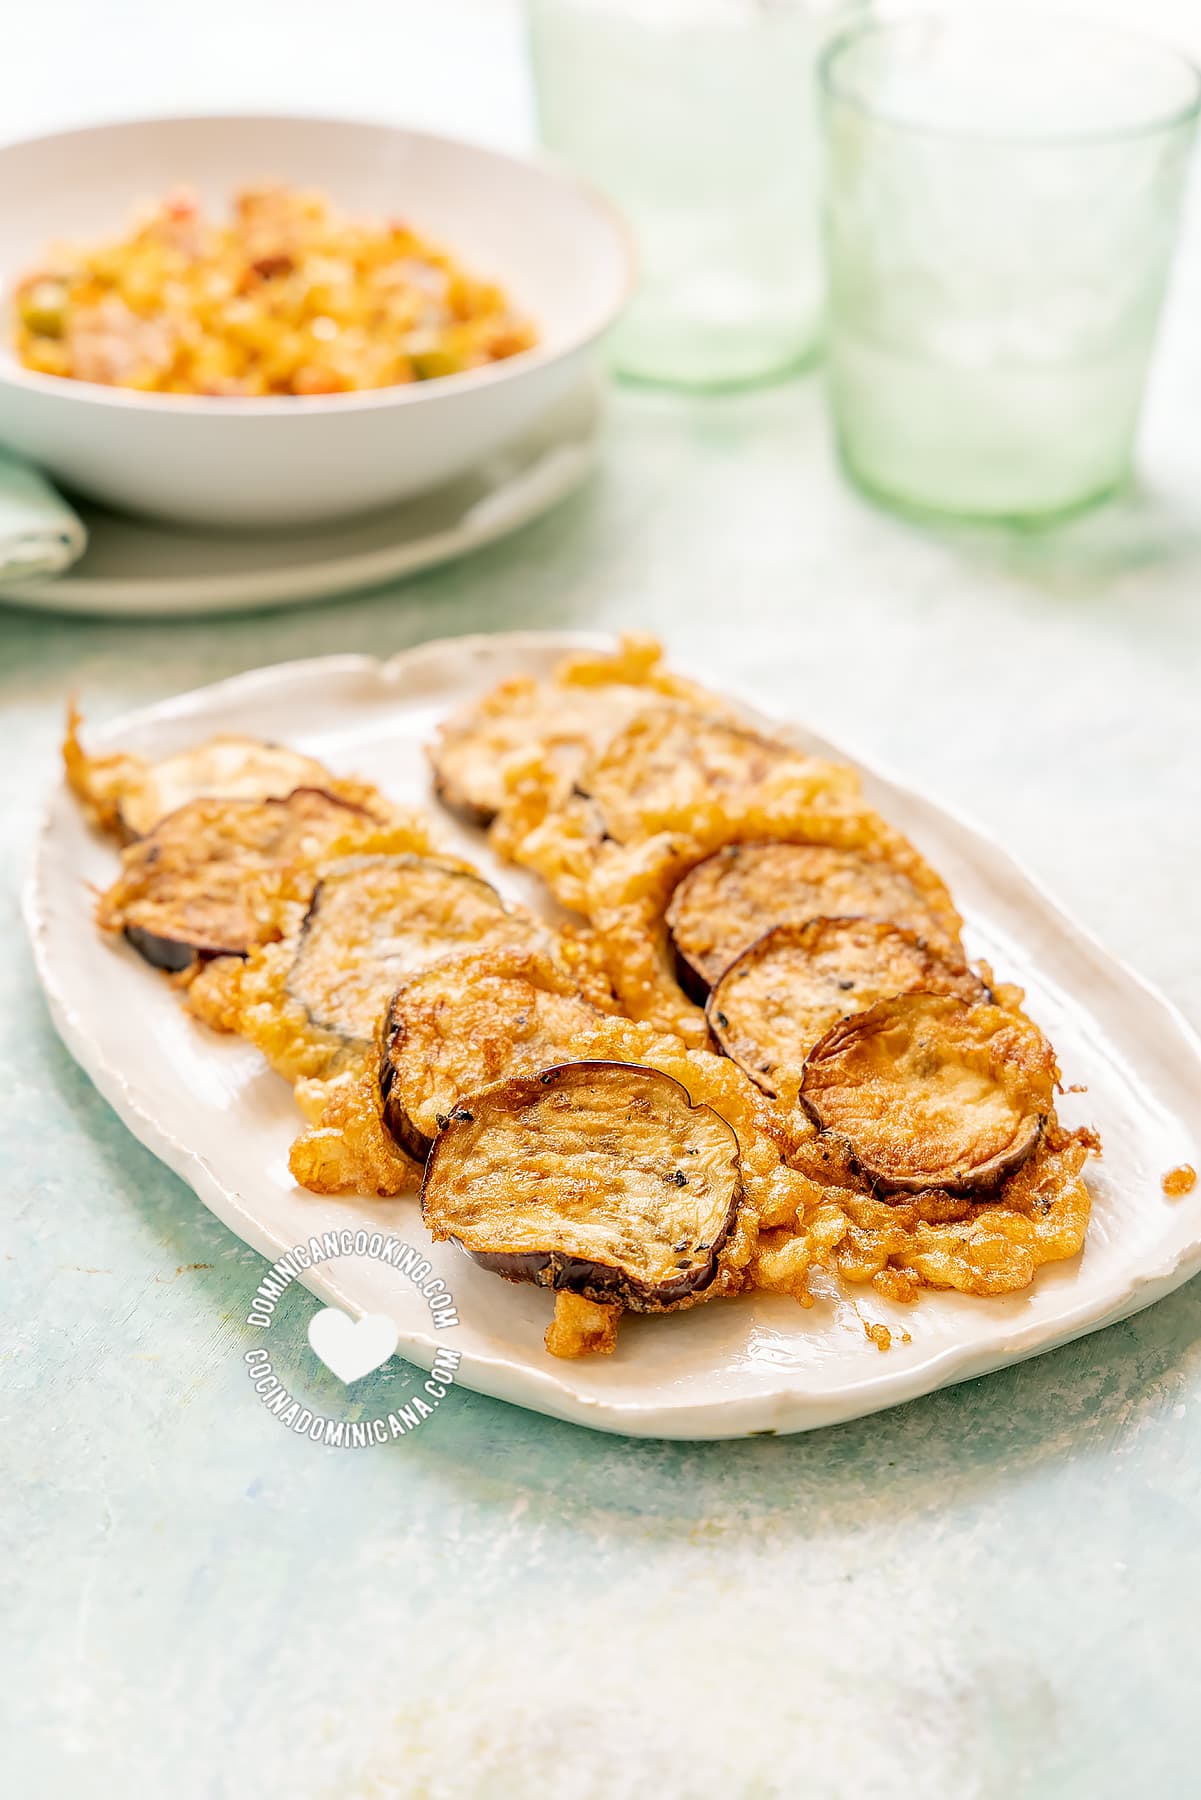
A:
[
  {"left": 379, "top": 948, "right": 603, "bottom": 1161},
  {"left": 799, "top": 994, "right": 1057, "bottom": 1195},
  {"left": 431, "top": 678, "right": 661, "bottom": 827},
  {"left": 115, "top": 737, "right": 338, "bottom": 838},
  {"left": 421, "top": 1061, "right": 744, "bottom": 1309},
  {"left": 580, "top": 819, "right": 965, "bottom": 1050},
  {"left": 290, "top": 974, "right": 809, "bottom": 1255},
  {"left": 667, "top": 841, "right": 963, "bottom": 998},
  {"left": 64, "top": 708, "right": 343, "bottom": 840},
  {"left": 579, "top": 707, "right": 849, "bottom": 846},
  {"left": 96, "top": 787, "right": 371, "bottom": 971},
  {"left": 187, "top": 839, "right": 539, "bottom": 1089},
  {"left": 498, "top": 708, "right": 865, "bottom": 917},
  {"left": 428, "top": 633, "right": 729, "bottom": 827},
  {"left": 708, "top": 918, "right": 987, "bottom": 1097},
  {"left": 285, "top": 854, "right": 549, "bottom": 1046}
]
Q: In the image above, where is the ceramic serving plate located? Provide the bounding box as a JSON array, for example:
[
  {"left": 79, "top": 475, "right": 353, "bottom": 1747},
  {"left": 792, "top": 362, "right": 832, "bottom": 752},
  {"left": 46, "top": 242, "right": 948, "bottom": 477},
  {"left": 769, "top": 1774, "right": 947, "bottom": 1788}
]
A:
[{"left": 25, "top": 633, "right": 1201, "bottom": 1438}]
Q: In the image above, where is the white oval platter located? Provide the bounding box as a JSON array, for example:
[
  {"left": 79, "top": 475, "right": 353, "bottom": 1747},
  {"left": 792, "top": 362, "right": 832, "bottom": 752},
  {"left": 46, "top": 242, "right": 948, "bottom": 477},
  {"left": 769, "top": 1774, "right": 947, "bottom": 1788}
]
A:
[{"left": 24, "top": 632, "right": 1201, "bottom": 1438}]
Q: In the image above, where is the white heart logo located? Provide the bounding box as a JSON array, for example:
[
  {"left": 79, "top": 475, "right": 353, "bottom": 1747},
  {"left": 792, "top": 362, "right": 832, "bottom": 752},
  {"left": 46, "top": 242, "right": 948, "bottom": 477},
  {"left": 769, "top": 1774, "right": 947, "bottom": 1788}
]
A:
[{"left": 307, "top": 1307, "right": 399, "bottom": 1385}]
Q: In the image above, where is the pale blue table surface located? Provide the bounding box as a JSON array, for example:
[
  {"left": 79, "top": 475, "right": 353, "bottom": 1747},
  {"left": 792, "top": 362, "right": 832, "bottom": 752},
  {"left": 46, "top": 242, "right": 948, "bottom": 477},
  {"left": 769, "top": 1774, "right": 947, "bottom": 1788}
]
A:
[{"left": 5, "top": 4, "right": 1201, "bottom": 1796}]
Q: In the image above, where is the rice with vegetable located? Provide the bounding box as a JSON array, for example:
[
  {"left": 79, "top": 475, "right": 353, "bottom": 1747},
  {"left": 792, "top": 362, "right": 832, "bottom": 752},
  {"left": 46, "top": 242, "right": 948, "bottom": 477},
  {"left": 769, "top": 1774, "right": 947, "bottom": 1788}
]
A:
[{"left": 13, "top": 184, "right": 537, "bottom": 396}]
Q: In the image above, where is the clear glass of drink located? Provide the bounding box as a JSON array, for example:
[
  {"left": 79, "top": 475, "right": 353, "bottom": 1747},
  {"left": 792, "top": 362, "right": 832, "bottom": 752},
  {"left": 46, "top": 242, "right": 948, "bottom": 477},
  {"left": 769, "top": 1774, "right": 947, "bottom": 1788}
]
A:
[
  {"left": 820, "top": 10, "right": 1201, "bottom": 523},
  {"left": 528, "top": 0, "right": 856, "bottom": 389}
]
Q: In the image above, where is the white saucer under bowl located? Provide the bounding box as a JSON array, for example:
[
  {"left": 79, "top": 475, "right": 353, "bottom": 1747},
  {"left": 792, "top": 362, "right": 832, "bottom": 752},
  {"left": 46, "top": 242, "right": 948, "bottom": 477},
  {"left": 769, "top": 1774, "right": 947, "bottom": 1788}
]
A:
[{"left": 0, "top": 379, "right": 602, "bottom": 618}]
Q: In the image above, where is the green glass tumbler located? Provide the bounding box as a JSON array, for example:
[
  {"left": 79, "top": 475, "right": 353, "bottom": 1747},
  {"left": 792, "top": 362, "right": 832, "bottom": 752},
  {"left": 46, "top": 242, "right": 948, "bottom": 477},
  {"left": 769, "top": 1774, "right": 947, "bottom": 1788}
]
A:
[
  {"left": 821, "top": 11, "right": 1201, "bottom": 523},
  {"left": 529, "top": 0, "right": 858, "bottom": 390}
]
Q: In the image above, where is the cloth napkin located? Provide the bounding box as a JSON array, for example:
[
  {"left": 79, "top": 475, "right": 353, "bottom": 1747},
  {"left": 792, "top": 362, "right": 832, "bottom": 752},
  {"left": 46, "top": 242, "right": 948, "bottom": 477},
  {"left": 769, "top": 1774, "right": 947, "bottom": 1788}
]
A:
[{"left": 0, "top": 449, "right": 87, "bottom": 582}]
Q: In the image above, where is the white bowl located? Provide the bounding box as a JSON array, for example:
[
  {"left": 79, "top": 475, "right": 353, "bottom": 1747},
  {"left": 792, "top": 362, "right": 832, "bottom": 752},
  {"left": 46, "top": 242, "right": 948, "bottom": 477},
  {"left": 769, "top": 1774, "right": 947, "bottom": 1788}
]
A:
[{"left": 0, "top": 115, "right": 634, "bottom": 528}]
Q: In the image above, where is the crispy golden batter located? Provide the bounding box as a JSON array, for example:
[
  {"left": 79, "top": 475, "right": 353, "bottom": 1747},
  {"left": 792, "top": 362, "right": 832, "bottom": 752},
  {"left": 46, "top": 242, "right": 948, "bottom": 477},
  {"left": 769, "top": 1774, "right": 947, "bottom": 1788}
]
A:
[
  {"left": 290, "top": 1006, "right": 777, "bottom": 1363},
  {"left": 70, "top": 638, "right": 1102, "bottom": 1363},
  {"left": 549, "top": 635, "right": 724, "bottom": 706},
  {"left": 552, "top": 923, "right": 625, "bottom": 1013},
  {"left": 496, "top": 713, "right": 863, "bottom": 915},
  {"left": 746, "top": 1056, "right": 1096, "bottom": 1303},
  {"left": 545, "top": 1293, "right": 620, "bottom": 1358},
  {"left": 528, "top": 1208, "right": 764, "bottom": 1361},
  {"left": 289, "top": 948, "right": 620, "bottom": 1198},
  {"left": 580, "top": 707, "right": 860, "bottom": 846},
  {"left": 288, "top": 1064, "right": 422, "bottom": 1198},
  {"left": 238, "top": 896, "right": 1093, "bottom": 1337},
  {"left": 759, "top": 1122, "right": 1094, "bottom": 1302},
  {"left": 433, "top": 680, "right": 670, "bottom": 828},
  {"left": 414, "top": 640, "right": 1099, "bottom": 1331},
  {"left": 294, "top": 997, "right": 806, "bottom": 1239},
  {"left": 303, "top": 1018, "right": 1089, "bottom": 1333},
  {"left": 64, "top": 705, "right": 388, "bottom": 840}
]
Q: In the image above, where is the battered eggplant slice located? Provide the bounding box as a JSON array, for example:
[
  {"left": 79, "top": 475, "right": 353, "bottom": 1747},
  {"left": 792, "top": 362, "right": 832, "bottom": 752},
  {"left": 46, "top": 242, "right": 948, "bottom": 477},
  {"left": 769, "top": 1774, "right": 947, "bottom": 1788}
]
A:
[
  {"left": 799, "top": 994, "right": 1058, "bottom": 1195},
  {"left": 495, "top": 707, "right": 865, "bottom": 918},
  {"left": 291, "top": 989, "right": 810, "bottom": 1264},
  {"left": 708, "top": 919, "right": 987, "bottom": 1097},
  {"left": 96, "top": 787, "right": 371, "bottom": 971},
  {"left": 64, "top": 708, "right": 349, "bottom": 840},
  {"left": 578, "top": 707, "right": 855, "bottom": 846},
  {"left": 428, "top": 633, "right": 728, "bottom": 827},
  {"left": 421, "top": 1062, "right": 744, "bottom": 1309},
  {"left": 431, "top": 678, "right": 660, "bottom": 827},
  {"left": 667, "top": 841, "right": 963, "bottom": 999},
  {"left": 187, "top": 842, "right": 552, "bottom": 1093},
  {"left": 379, "top": 948, "right": 604, "bottom": 1161},
  {"left": 581, "top": 816, "right": 966, "bottom": 1050},
  {"left": 285, "top": 855, "right": 550, "bottom": 1047}
]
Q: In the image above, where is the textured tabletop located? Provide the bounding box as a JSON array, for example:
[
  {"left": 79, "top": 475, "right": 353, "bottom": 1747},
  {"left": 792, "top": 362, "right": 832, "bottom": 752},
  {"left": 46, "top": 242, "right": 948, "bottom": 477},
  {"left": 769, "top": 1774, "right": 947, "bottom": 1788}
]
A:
[{"left": 5, "top": 4, "right": 1201, "bottom": 1796}]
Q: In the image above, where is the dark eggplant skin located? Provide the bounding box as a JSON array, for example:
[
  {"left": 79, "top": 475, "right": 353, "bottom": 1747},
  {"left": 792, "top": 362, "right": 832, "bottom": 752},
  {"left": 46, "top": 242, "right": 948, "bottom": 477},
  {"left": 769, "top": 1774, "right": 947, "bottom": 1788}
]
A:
[
  {"left": 378, "top": 1034, "right": 436, "bottom": 1165},
  {"left": 467, "top": 1245, "right": 654, "bottom": 1299},
  {"left": 670, "top": 938, "right": 712, "bottom": 1008},
  {"left": 122, "top": 922, "right": 247, "bottom": 976},
  {"left": 123, "top": 926, "right": 248, "bottom": 973},
  {"left": 429, "top": 772, "right": 495, "bottom": 832},
  {"left": 421, "top": 1060, "right": 744, "bottom": 1311}
]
